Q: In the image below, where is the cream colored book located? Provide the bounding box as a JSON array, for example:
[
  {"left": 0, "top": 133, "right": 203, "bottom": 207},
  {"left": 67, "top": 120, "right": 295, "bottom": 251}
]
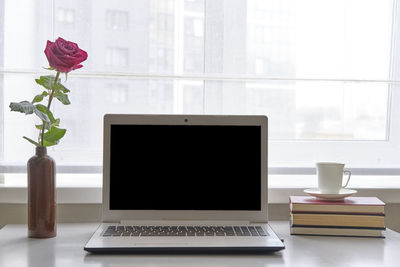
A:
[
  {"left": 289, "top": 196, "right": 385, "bottom": 214},
  {"left": 291, "top": 226, "right": 385, "bottom": 237},
  {"left": 291, "top": 213, "right": 385, "bottom": 228}
]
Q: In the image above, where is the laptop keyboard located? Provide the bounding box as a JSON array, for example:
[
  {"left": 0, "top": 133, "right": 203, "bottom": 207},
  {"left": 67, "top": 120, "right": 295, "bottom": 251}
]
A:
[{"left": 102, "top": 226, "right": 268, "bottom": 237}]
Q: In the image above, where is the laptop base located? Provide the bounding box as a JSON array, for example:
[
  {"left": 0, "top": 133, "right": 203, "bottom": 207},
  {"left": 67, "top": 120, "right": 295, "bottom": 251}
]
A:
[
  {"left": 84, "top": 222, "right": 285, "bottom": 254},
  {"left": 84, "top": 245, "right": 284, "bottom": 254}
]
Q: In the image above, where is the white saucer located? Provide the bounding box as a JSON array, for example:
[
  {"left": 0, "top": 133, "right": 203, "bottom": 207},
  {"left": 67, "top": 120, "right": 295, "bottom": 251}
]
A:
[{"left": 304, "top": 188, "right": 358, "bottom": 201}]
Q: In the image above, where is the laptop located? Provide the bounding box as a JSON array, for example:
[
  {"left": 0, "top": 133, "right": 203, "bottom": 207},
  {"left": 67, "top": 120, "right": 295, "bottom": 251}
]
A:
[{"left": 84, "top": 114, "right": 285, "bottom": 253}]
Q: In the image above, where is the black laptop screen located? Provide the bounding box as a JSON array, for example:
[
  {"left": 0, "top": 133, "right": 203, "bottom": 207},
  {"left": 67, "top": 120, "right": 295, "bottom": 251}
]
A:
[{"left": 109, "top": 124, "right": 262, "bottom": 211}]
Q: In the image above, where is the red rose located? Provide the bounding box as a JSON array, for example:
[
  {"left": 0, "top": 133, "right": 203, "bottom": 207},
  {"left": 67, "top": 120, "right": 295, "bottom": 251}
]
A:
[{"left": 44, "top": 37, "right": 88, "bottom": 73}]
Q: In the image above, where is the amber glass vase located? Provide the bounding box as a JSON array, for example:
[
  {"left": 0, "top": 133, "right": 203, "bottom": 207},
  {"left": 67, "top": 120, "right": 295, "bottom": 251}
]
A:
[{"left": 27, "top": 146, "right": 56, "bottom": 238}]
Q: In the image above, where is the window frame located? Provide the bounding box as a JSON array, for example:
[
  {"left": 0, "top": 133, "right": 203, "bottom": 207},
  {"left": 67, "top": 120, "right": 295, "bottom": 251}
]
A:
[{"left": 1, "top": 0, "right": 400, "bottom": 177}]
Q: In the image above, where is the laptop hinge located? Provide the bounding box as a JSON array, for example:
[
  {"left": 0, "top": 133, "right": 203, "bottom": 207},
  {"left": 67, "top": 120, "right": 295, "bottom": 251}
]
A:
[{"left": 120, "top": 220, "right": 252, "bottom": 225}]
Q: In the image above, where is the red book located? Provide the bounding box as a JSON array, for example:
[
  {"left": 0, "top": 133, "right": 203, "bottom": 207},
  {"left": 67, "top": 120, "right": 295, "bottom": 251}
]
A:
[{"left": 289, "top": 196, "right": 385, "bottom": 215}]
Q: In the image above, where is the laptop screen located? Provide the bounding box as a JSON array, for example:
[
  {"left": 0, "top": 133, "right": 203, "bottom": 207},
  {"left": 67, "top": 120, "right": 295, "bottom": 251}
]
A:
[{"left": 109, "top": 124, "right": 262, "bottom": 211}]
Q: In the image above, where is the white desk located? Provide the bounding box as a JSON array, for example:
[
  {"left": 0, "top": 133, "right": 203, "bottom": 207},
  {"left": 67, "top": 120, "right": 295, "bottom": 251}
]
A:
[{"left": 0, "top": 221, "right": 399, "bottom": 267}]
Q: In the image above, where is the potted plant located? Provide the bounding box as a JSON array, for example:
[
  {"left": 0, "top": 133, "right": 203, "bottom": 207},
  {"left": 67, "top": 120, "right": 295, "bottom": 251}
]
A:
[{"left": 9, "top": 37, "right": 87, "bottom": 238}]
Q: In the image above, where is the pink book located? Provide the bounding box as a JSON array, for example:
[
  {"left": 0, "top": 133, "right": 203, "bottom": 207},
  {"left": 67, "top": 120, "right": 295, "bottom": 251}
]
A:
[{"left": 289, "top": 196, "right": 385, "bottom": 215}]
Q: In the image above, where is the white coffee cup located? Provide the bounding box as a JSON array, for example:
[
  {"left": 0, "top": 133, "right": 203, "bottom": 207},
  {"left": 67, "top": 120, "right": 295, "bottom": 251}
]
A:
[{"left": 316, "top": 162, "right": 351, "bottom": 193}]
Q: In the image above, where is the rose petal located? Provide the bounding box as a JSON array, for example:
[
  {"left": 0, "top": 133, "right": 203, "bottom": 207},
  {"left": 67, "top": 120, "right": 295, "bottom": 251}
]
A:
[
  {"left": 71, "top": 64, "right": 83, "bottom": 70},
  {"left": 56, "top": 37, "right": 79, "bottom": 55},
  {"left": 49, "top": 54, "right": 71, "bottom": 72},
  {"left": 45, "top": 37, "right": 88, "bottom": 73},
  {"left": 44, "top": 40, "right": 55, "bottom": 66}
]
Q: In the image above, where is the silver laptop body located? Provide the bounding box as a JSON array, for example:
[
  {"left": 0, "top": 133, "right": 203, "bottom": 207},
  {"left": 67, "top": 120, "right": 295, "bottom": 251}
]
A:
[{"left": 84, "top": 114, "right": 285, "bottom": 253}]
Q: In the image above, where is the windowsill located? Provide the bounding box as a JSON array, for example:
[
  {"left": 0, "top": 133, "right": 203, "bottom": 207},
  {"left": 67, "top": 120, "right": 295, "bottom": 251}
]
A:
[{"left": 1, "top": 173, "right": 400, "bottom": 204}]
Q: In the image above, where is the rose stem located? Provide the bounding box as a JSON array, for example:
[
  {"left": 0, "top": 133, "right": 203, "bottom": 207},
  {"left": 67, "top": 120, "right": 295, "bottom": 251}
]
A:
[{"left": 40, "top": 71, "right": 60, "bottom": 146}]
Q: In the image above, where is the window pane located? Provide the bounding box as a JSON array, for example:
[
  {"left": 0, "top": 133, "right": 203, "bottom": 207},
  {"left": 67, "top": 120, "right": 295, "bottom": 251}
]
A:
[
  {"left": 204, "top": 80, "right": 388, "bottom": 140},
  {"left": 0, "top": 73, "right": 395, "bottom": 167},
  {"left": 183, "top": 0, "right": 204, "bottom": 73},
  {"left": 4, "top": 0, "right": 393, "bottom": 80},
  {"left": 2, "top": 73, "right": 206, "bottom": 165},
  {"left": 3, "top": 0, "right": 53, "bottom": 70},
  {"left": 182, "top": 81, "right": 204, "bottom": 113},
  {"left": 53, "top": 0, "right": 205, "bottom": 74},
  {"left": 206, "top": 0, "right": 393, "bottom": 79}
]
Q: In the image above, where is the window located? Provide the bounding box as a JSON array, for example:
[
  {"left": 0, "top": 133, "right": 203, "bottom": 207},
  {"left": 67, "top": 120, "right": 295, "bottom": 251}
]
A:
[
  {"left": 255, "top": 58, "right": 264, "bottom": 74},
  {"left": 57, "top": 8, "right": 75, "bottom": 26},
  {"left": 105, "top": 47, "right": 129, "bottom": 67},
  {"left": 107, "top": 83, "right": 129, "bottom": 104},
  {"left": 1, "top": 0, "right": 400, "bottom": 175},
  {"left": 106, "top": 10, "right": 129, "bottom": 31}
]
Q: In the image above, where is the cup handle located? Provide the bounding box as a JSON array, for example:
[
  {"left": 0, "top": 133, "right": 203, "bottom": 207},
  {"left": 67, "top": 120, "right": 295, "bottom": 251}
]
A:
[{"left": 343, "top": 170, "right": 351, "bottom": 188}]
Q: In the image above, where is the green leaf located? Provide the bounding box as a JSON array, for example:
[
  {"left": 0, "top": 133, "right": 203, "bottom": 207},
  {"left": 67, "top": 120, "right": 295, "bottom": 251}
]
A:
[
  {"left": 36, "top": 119, "right": 60, "bottom": 131},
  {"left": 43, "top": 66, "right": 54, "bottom": 71},
  {"left": 35, "top": 75, "right": 59, "bottom": 90},
  {"left": 32, "top": 91, "right": 48, "bottom": 103},
  {"left": 9, "top": 101, "right": 36, "bottom": 114},
  {"left": 10, "top": 101, "right": 50, "bottom": 122},
  {"left": 53, "top": 118, "right": 60, "bottom": 126},
  {"left": 43, "top": 139, "right": 58, "bottom": 147},
  {"left": 23, "top": 136, "right": 40, "bottom": 146},
  {"left": 35, "top": 104, "right": 56, "bottom": 129},
  {"left": 54, "top": 82, "right": 70, "bottom": 93},
  {"left": 44, "top": 126, "right": 66, "bottom": 143},
  {"left": 35, "top": 104, "right": 55, "bottom": 122},
  {"left": 54, "top": 91, "right": 70, "bottom": 105},
  {"left": 33, "top": 108, "right": 50, "bottom": 123}
]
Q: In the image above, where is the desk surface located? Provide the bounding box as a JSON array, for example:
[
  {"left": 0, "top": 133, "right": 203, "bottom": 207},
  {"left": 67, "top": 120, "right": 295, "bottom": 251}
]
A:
[{"left": 0, "top": 221, "right": 399, "bottom": 267}]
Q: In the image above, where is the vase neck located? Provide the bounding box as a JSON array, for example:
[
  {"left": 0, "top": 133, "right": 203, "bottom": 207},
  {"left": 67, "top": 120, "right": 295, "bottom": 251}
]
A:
[{"left": 35, "top": 146, "right": 47, "bottom": 156}]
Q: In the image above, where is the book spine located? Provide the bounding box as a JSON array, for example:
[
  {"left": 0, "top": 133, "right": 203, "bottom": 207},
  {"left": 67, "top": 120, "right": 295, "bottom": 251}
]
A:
[
  {"left": 290, "top": 213, "right": 385, "bottom": 217},
  {"left": 291, "top": 213, "right": 385, "bottom": 228},
  {"left": 290, "top": 203, "right": 385, "bottom": 215},
  {"left": 291, "top": 224, "right": 386, "bottom": 230},
  {"left": 290, "top": 232, "right": 385, "bottom": 238}
]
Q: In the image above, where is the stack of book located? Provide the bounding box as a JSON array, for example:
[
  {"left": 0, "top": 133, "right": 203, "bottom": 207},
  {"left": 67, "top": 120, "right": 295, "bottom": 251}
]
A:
[{"left": 289, "top": 196, "right": 385, "bottom": 237}]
